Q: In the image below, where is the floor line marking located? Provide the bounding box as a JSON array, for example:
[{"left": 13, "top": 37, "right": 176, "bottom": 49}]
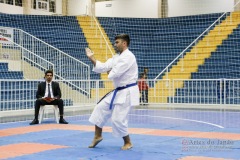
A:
[
  {"left": 129, "top": 114, "right": 224, "bottom": 128},
  {"left": 1, "top": 124, "right": 240, "bottom": 140}
]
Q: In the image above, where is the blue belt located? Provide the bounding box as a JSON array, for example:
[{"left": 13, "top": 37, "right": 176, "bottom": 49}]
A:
[{"left": 109, "top": 82, "right": 137, "bottom": 110}]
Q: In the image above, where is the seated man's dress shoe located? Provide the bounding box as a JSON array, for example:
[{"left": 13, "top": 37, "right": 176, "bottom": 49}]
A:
[
  {"left": 59, "top": 118, "right": 68, "bottom": 124},
  {"left": 29, "top": 119, "right": 39, "bottom": 125}
]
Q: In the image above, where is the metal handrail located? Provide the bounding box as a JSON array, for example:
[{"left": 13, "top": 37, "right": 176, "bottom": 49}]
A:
[
  {"left": 0, "top": 35, "right": 54, "bottom": 74},
  {"left": 91, "top": 16, "right": 115, "bottom": 57},
  {"left": 0, "top": 27, "right": 90, "bottom": 95},
  {"left": 154, "top": 0, "right": 240, "bottom": 80}
]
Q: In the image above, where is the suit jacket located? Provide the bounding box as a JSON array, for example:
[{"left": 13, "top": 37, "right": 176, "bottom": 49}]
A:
[{"left": 36, "top": 81, "right": 61, "bottom": 99}]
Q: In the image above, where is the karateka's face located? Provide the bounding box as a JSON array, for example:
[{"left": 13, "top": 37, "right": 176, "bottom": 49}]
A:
[
  {"left": 45, "top": 73, "right": 53, "bottom": 83},
  {"left": 114, "top": 39, "right": 125, "bottom": 53}
]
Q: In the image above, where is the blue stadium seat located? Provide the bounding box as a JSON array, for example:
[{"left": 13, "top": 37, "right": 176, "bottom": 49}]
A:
[
  {"left": 0, "top": 13, "right": 95, "bottom": 80},
  {"left": 97, "top": 13, "right": 224, "bottom": 79},
  {"left": 0, "top": 12, "right": 234, "bottom": 105},
  {"left": 0, "top": 71, "right": 24, "bottom": 79},
  {"left": 0, "top": 63, "right": 9, "bottom": 72}
]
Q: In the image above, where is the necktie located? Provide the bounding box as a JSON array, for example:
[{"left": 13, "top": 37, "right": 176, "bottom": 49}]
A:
[{"left": 48, "top": 84, "right": 51, "bottom": 98}]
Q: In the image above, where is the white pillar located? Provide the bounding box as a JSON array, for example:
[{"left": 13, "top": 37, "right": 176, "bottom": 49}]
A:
[
  {"left": 62, "top": 0, "right": 68, "bottom": 15},
  {"left": 87, "top": 0, "right": 95, "bottom": 16},
  {"left": 23, "top": 0, "right": 31, "bottom": 15},
  {"left": 158, "top": 0, "right": 168, "bottom": 18}
]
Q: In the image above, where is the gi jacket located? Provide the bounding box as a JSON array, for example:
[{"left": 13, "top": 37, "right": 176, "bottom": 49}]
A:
[{"left": 93, "top": 49, "right": 139, "bottom": 106}]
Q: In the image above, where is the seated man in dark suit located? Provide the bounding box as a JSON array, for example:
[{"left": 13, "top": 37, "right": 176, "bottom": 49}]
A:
[{"left": 30, "top": 69, "right": 68, "bottom": 125}]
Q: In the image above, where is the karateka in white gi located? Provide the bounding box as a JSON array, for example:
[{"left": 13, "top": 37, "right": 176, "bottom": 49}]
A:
[{"left": 85, "top": 34, "right": 139, "bottom": 150}]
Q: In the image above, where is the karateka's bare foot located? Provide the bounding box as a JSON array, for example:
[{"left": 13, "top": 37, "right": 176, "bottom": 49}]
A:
[
  {"left": 88, "top": 137, "right": 103, "bottom": 148},
  {"left": 121, "top": 143, "right": 133, "bottom": 150}
]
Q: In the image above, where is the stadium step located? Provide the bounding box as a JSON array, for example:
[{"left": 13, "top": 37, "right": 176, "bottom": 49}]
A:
[
  {"left": 77, "top": 16, "right": 115, "bottom": 82},
  {"left": 152, "top": 11, "right": 240, "bottom": 103},
  {"left": 77, "top": 16, "right": 116, "bottom": 100}
]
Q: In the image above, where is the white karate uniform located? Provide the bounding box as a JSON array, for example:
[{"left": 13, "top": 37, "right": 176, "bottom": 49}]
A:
[{"left": 89, "top": 49, "right": 139, "bottom": 137}]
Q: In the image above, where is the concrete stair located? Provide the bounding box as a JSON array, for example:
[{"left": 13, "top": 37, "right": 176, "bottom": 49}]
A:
[
  {"left": 152, "top": 11, "right": 240, "bottom": 103},
  {"left": 77, "top": 16, "right": 116, "bottom": 98}
]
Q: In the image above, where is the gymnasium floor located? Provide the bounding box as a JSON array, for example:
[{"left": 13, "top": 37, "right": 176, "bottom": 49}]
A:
[{"left": 0, "top": 108, "right": 240, "bottom": 160}]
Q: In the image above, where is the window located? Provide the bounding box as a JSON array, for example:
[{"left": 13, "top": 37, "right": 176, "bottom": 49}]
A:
[
  {"left": 49, "top": 0, "right": 55, "bottom": 13},
  {"left": 36, "top": 0, "right": 49, "bottom": 11},
  {"left": 0, "top": 0, "right": 22, "bottom": 6},
  {"left": 15, "top": 0, "right": 22, "bottom": 6},
  {"left": 6, "top": 0, "right": 13, "bottom": 5},
  {"left": 32, "top": 0, "right": 55, "bottom": 13}
]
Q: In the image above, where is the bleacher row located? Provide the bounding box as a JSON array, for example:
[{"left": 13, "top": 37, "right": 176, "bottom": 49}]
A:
[
  {"left": 171, "top": 80, "right": 240, "bottom": 104},
  {"left": 0, "top": 14, "right": 95, "bottom": 81},
  {"left": 0, "top": 12, "right": 239, "bottom": 106},
  {"left": 192, "top": 26, "right": 240, "bottom": 79},
  {"left": 0, "top": 62, "right": 30, "bottom": 110},
  {"left": 97, "top": 13, "right": 225, "bottom": 79},
  {"left": 0, "top": 63, "right": 23, "bottom": 79},
  {"left": 0, "top": 12, "right": 227, "bottom": 80}
]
